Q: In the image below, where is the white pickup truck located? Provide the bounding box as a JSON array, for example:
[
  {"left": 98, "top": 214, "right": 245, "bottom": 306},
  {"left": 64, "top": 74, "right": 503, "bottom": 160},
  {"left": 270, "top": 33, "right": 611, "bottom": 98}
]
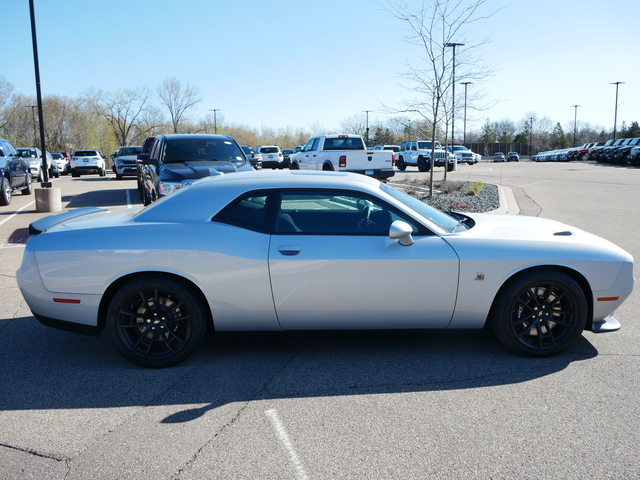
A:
[
  {"left": 290, "top": 134, "right": 395, "bottom": 180},
  {"left": 397, "top": 140, "right": 455, "bottom": 172}
]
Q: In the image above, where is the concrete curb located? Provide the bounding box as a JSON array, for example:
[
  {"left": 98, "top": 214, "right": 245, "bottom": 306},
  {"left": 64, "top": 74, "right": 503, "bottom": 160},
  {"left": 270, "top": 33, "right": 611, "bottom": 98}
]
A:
[{"left": 490, "top": 185, "right": 520, "bottom": 215}]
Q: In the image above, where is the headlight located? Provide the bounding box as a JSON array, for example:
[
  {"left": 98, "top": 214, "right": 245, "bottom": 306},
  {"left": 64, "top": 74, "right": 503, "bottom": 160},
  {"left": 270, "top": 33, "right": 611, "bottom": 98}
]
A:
[{"left": 158, "top": 181, "right": 191, "bottom": 197}]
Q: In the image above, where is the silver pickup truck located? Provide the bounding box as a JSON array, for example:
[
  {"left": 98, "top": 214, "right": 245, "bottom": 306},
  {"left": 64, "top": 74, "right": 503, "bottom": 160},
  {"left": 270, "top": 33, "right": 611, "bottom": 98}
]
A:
[{"left": 290, "top": 135, "right": 395, "bottom": 180}]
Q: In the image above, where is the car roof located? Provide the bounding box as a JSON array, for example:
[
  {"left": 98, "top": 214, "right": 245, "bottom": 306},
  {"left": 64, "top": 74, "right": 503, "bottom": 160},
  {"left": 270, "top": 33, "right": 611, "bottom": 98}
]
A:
[{"left": 136, "top": 170, "right": 381, "bottom": 223}]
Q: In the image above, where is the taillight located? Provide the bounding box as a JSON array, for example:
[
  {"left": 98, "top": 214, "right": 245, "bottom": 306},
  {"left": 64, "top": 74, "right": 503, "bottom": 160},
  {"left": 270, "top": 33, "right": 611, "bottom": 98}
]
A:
[
  {"left": 391, "top": 154, "right": 396, "bottom": 166},
  {"left": 339, "top": 155, "right": 347, "bottom": 167}
]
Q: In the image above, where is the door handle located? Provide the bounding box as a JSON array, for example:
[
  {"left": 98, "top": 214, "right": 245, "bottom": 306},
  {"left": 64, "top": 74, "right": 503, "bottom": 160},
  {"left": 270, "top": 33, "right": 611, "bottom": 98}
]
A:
[{"left": 277, "top": 246, "right": 301, "bottom": 256}]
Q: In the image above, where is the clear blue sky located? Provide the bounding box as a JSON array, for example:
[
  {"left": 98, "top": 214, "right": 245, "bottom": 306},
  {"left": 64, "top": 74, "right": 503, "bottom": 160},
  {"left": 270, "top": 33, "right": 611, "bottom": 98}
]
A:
[{"left": 3, "top": 0, "right": 638, "bottom": 135}]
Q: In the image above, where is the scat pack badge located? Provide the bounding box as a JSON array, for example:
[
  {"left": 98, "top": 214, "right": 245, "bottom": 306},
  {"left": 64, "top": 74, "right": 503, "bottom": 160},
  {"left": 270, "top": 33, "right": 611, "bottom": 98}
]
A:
[{"left": 475, "top": 273, "right": 485, "bottom": 281}]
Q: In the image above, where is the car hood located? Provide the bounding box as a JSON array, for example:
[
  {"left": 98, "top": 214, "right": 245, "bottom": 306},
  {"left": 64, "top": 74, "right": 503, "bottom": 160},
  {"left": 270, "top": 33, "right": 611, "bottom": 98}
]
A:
[
  {"left": 160, "top": 161, "right": 252, "bottom": 181},
  {"left": 457, "top": 213, "right": 630, "bottom": 259}
]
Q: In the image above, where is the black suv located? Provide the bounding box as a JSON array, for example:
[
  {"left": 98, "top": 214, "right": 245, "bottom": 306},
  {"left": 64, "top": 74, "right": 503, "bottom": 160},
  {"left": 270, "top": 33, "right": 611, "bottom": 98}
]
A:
[
  {"left": 0, "top": 138, "right": 33, "bottom": 206},
  {"left": 138, "top": 134, "right": 254, "bottom": 205}
]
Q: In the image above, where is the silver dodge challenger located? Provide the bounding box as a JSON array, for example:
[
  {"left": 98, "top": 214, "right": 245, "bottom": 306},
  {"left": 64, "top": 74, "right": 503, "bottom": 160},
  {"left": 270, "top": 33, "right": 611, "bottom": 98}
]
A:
[{"left": 18, "top": 170, "right": 634, "bottom": 367}]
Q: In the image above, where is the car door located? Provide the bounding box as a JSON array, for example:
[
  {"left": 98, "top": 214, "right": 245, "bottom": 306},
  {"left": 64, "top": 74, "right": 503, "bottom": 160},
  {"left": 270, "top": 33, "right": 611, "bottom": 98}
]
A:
[
  {"left": 268, "top": 189, "right": 459, "bottom": 330},
  {"left": 297, "top": 137, "right": 319, "bottom": 170}
]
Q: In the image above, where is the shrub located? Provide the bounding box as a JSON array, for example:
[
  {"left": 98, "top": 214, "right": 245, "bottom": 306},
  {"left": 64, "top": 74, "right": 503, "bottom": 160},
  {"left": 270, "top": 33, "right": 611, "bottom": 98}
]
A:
[{"left": 465, "top": 182, "right": 483, "bottom": 196}]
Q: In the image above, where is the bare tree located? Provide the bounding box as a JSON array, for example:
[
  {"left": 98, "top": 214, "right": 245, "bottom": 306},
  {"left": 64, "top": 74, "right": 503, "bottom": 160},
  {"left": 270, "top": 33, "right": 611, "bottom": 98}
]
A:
[
  {"left": 157, "top": 77, "right": 203, "bottom": 134},
  {"left": 386, "top": 0, "right": 497, "bottom": 192},
  {"left": 85, "top": 86, "right": 153, "bottom": 147},
  {"left": 0, "top": 77, "right": 19, "bottom": 132},
  {"left": 340, "top": 114, "right": 368, "bottom": 137}
]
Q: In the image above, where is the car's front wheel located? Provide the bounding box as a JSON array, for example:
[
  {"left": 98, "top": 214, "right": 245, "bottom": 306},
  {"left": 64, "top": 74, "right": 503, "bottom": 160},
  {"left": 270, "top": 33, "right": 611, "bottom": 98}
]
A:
[
  {"left": 0, "top": 177, "right": 11, "bottom": 206},
  {"left": 490, "top": 269, "right": 587, "bottom": 357},
  {"left": 107, "top": 276, "right": 208, "bottom": 368}
]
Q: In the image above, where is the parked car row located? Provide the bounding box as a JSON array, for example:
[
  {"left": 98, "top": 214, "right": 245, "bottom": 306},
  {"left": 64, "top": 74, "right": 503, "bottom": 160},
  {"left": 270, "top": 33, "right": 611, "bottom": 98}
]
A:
[
  {"left": 590, "top": 137, "right": 640, "bottom": 165},
  {"left": 533, "top": 138, "right": 640, "bottom": 165}
]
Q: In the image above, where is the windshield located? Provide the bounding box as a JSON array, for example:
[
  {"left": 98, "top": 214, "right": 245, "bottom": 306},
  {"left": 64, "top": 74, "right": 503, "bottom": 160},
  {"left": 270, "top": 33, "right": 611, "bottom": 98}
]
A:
[
  {"left": 161, "top": 138, "right": 246, "bottom": 165},
  {"left": 259, "top": 147, "right": 279, "bottom": 154},
  {"left": 323, "top": 137, "right": 365, "bottom": 150},
  {"left": 380, "top": 183, "right": 461, "bottom": 232},
  {"left": 119, "top": 147, "right": 142, "bottom": 156},
  {"left": 417, "top": 141, "right": 441, "bottom": 149}
]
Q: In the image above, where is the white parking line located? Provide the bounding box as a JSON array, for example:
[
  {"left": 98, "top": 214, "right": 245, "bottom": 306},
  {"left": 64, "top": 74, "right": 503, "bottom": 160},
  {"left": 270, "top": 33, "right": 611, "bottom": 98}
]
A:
[
  {"left": 265, "top": 409, "right": 309, "bottom": 480},
  {"left": 519, "top": 180, "right": 552, "bottom": 188},
  {"left": 0, "top": 201, "right": 36, "bottom": 227}
]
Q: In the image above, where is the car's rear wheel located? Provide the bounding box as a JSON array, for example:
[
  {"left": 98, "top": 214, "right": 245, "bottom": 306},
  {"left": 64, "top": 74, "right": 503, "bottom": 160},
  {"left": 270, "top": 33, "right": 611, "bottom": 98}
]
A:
[
  {"left": 0, "top": 177, "right": 11, "bottom": 206},
  {"left": 21, "top": 174, "right": 33, "bottom": 195},
  {"left": 107, "top": 277, "right": 208, "bottom": 368},
  {"left": 396, "top": 157, "right": 406, "bottom": 171},
  {"left": 490, "top": 269, "right": 587, "bottom": 357}
]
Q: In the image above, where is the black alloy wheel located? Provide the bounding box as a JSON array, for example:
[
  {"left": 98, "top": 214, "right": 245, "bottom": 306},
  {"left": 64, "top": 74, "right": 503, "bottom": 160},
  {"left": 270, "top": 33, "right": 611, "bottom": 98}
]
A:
[
  {"left": 0, "top": 177, "right": 11, "bottom": 206},
  {"left": 491, "top": 269, "right": 587, "bottom": 357},
  {"left": 107, "top": 277, "right": 208, "bottom": 368}
]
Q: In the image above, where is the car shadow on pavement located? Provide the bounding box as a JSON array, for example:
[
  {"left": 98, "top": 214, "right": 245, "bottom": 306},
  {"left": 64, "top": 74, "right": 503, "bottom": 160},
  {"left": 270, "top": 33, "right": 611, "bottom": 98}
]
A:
[
  {"left": 62, "top": 189, "right": 138, "bottom": 209},
  {"left": 0, "top": 317, "right": 598, "bottom": 420}
]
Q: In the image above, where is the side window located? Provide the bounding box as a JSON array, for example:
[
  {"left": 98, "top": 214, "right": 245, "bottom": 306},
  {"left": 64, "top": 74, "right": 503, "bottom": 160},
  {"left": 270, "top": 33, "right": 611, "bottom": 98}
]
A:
[
  {"left": 276, "top": 190, "right": 416, "bottom": 235},
  {"left": 303, "top": 138, "right": 318, "bottom": 152},
  {"left": 149, "top": 139, "right": 161, "bottom": 160},
  {"left": 213, "top": 193, "right": 271, "bottom": 233}
]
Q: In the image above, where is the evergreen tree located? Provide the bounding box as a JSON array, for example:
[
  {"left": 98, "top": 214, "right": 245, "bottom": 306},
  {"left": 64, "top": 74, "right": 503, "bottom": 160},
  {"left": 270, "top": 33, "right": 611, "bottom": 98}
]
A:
[{"left": 550, "top": 122, "right": 568, "bottom": 149}]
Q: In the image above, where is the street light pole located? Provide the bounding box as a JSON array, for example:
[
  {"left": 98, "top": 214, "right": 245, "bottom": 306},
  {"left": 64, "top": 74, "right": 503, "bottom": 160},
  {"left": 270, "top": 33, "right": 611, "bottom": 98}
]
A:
[
  {"left": 362, "top": 110, "right": 372, "bottom": 145},
  {"left": 529, "top": 117, "right": 533, "bottom": 160},
  {"left": 445, "top": 43, "right": 464, "bottom": 167},
  {"left": 29, "top": 0, "right": 49, "bottom": 186},
  {"left": 209, "top": 109, "right": 220, "bottom": 134},
  {"left": 610, "top": 82, "right": 624, "bottom": 140},
  {"left": 570, "top": 105, "right": 581, "bottom": 147},
  {"left": 460, "top": 82, "right": 472, "bottom": 145},
  {"left": 29, "top": 105, "right": 37, "bottom": 147}
]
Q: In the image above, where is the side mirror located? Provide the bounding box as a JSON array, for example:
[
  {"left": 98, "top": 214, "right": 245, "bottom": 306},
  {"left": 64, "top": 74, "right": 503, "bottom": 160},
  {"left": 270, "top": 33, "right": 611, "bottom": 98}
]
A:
[
  {"left": 137, "top": 153, "right": 156, "bottom": 165},
  {"left": 389, "top": 220, "right": 414, "bottom": 246}
]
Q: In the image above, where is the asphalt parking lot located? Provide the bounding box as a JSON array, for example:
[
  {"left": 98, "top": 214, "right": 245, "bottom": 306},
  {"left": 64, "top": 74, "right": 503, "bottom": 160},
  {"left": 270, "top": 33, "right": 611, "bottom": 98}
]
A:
[{"left": 1, "top": 163, "right": 638, "bottom": 479}]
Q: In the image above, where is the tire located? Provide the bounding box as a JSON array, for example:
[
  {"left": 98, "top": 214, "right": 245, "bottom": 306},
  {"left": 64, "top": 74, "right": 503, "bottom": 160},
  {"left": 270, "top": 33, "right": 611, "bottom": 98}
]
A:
[
  {"left": 417, "top": 156, "right": 429, "bottom": 172},
  {"left": 619, "top": 153, "right": 629, "bottom": 166},
  {"left": 447, "top": 161, "right": 454, "bottom": 172},
  {"left": 21, "top": 174, "right": 33, "bottom": 196},
  {"left": 72, "top": 170, "right": 80, "bottom": 177},
  {"left": 99, "top": 168, "right": 106, "bottom": 177},
  {"left": 322, "top": 163, "right": 334, "bottom": 171},
  {"left": 107, "top": 276, "right": 208, "bottom": 368},
  {"left": 396, "top": 157, "right": 406, "bottom": 171},
  {"left": 490, "top": 268, "right": 587, "bottom": 357},
  {"left": 290, "top": 162, "right": 299, "bottom": 170},
  {"left": 0, "top": 176, "right": 11, "bottom": 206},
  {"left": 116, "top": 173, "right": 122, "bottom": 180}
]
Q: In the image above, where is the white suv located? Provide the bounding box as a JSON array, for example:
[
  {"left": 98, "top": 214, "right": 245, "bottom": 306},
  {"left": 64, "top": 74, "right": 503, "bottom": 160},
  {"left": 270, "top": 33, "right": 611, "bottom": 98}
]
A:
[
  {"left": 71, "top": 150, "right": 106, "bottom": 177},
  {"left": 257, "top": 145, "right": 284, "bottom": 169}
]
